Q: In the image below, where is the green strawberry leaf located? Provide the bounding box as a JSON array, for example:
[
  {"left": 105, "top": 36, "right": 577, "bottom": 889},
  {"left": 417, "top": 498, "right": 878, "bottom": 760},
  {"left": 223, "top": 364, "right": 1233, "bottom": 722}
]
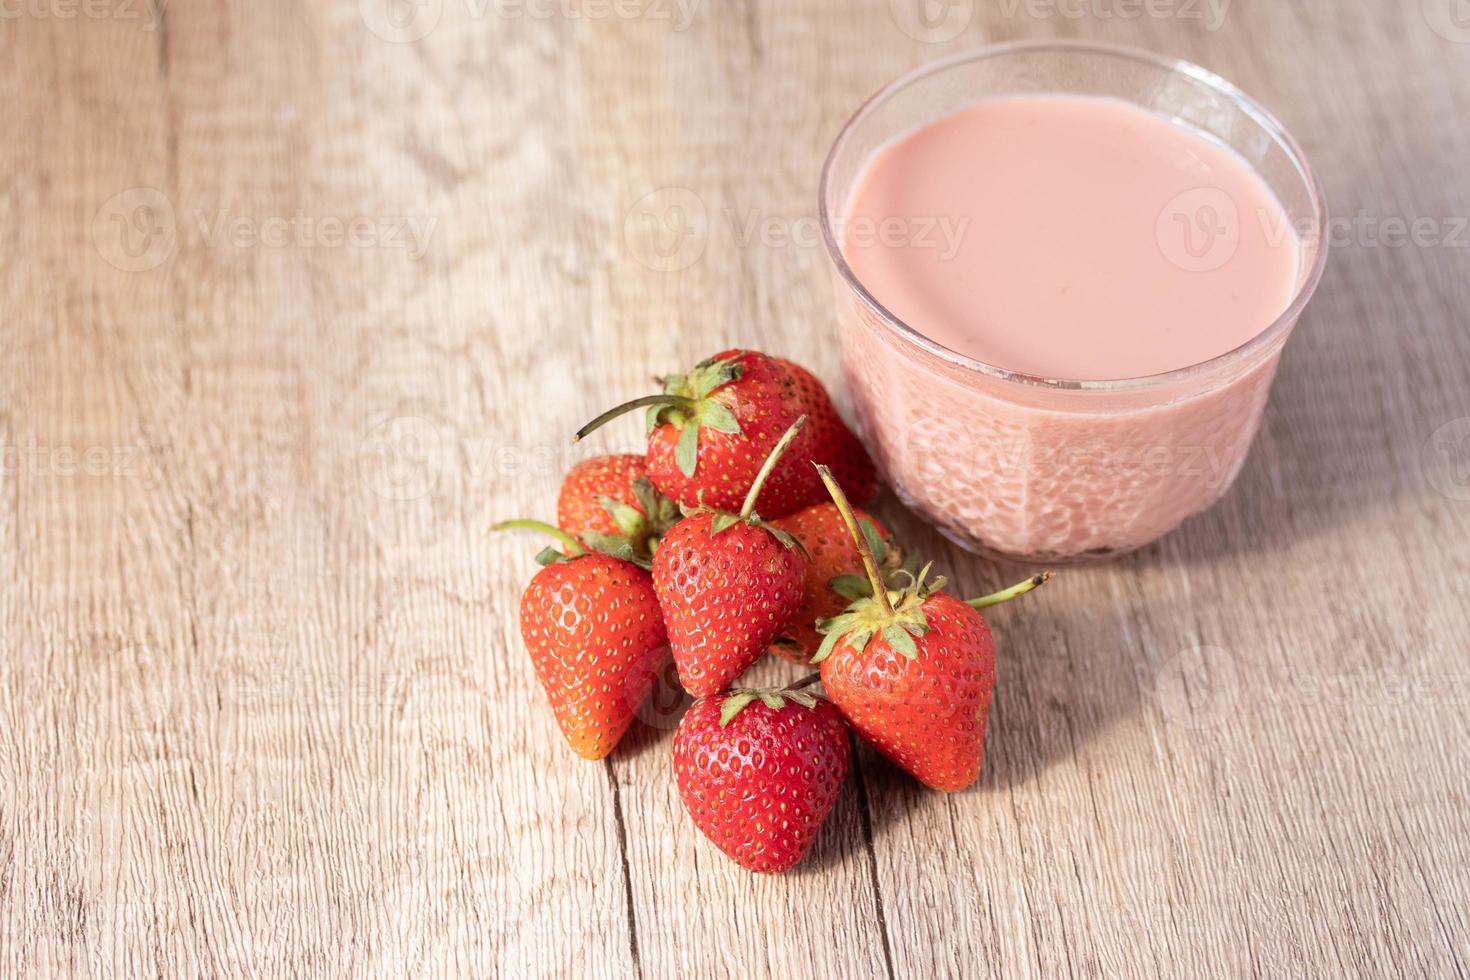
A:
[
  {"left": 883, "top": 624, "right": 919, "bottom": 659},
  {"left": 710, "top": 512, "right": 739, "bottom": 535},
  {"left": 817, "top": 613, "right": 851, "bottom": 632},
  {"left": 719, "top": 691, "right": 761, "bottom": 727},
  {"left": 630, "top": 477, "right": 678, "bottom": 533},
  {"left": 690, "top": 357, "right": 742, "bottom": 399},
  {"left": 676, "top": 420, "right": 699, "bottom": 477},
  {"left": 914, "top": 561, "right": 936, "bottom": 592},
  {"left": 811, "top": 628, "right": 844, "bottom": 665},
  {"left": 829, "top": 574, "right": 873, "bottom": 601},
  {"left": 698, "top": 399, "right": 741, "bottom": 435},
  {"left": 598, "top": 496, "right": 646, "bottom": 539},
  {"left": 813, "top": 611, "right": 872, "bottom": 663},
  {"left": 643, "top": 393, "right": 691, "bottom": 436},
  {"left": 534, "top": 546, "right": 567, "bottom": 566},
  {"left": 859, "top": 518, "right": 887, "bottom": 567},
  {"left": 632, "top": 478, "right": 658, "bottom": 515},
  {"left": 763, "top": 524, "right": 811, "bottom": 560},
  {"left": 580, "top": 532, "right": 648, "bottom": 568},
  {"left": 724, "top": 684, "right": 823, "bottom": 718}
]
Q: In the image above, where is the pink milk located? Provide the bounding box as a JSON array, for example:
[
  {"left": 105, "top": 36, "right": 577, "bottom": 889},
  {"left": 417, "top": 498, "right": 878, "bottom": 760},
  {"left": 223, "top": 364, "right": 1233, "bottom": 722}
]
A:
[
  {"left": 843, "top": 96, "right": 1300, "bottom": 381},
  {"left": 822, "top": 54, "right": 1326, "bottom": 561}
]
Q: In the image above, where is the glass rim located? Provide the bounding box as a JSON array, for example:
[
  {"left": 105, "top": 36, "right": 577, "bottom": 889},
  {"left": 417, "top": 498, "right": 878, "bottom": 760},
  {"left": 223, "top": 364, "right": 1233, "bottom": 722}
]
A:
[{"left": 817, "top": 39, "right": 1330, "bottom": 393}]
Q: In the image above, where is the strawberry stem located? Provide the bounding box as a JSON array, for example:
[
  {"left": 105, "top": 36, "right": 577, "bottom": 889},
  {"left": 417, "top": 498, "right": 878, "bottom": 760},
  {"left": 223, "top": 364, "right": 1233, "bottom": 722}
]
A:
[
  {"left": 785, "top": 672, "right": 821, "bottom": 692},
  {"left": 738, "top": 415, "right": 807, "bottom": 519},
  {"left": 720, "top": 678, "right": 821, "bottom": 725},
  {"left": 816, "top": 463, "right": 894, "bottom": 617},
  {"left": 490, "top": 519, "right": 585, "bottom": 556},
  {"left": 573, "top": 394, "right": 695, "bottom": 443},
  {"left": 966, "top": 571, "right": 1053, "bottom": 610}
]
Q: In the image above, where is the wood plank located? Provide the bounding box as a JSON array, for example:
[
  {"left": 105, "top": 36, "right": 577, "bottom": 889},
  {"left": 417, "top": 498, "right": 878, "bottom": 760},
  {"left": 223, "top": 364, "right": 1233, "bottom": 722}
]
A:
[{"left": 1, "top": 0, "right": 1468, "bottom": 976}]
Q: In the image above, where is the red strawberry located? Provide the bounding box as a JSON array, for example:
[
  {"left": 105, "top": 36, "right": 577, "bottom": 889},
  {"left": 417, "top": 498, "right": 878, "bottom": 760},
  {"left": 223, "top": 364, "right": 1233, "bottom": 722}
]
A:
[
  {"left": 809, "top": 466, "right": 1050, "bottom": 792},
  {"left": 578, "top": 350, "right": 817, "bottom": 517},
  {"left": 557, "top": 455, "right": 678, "bottom": 564},
  {"left": 557, "top": 454, "right": 648, "bottom": 538},
  {"left": 653, "top": 419, "right": 809, "bottom": 696},
  {"left": 768, "top": 503, "right": 900, "bottom": 664},
  {"left": 819, "top": 587, "right": 996, "bottom": 791},
  {"left": 674, "top": 686, "right": 850, "bottom": 873},
  {"left": 495, "top": 521, "right": 669, "bottom": 760},
  {"left": 774, "top": 357, "right": 877, "bottom": 505},
  {"left": 576, "top": 350, "right": 879, "bottom": 520}
]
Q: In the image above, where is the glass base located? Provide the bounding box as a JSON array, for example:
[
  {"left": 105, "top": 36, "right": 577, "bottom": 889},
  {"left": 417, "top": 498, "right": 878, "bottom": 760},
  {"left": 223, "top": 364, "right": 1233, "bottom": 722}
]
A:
[
  {"left": 889, "top": 478, "right": 1155, "bottom": 565},
  {"left": 933, "top": 523, "right": 1145, "bottom": 566}
]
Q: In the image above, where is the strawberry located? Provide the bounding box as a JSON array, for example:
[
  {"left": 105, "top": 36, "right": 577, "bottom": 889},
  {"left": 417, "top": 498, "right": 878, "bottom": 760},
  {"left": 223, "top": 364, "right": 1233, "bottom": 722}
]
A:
[
  {"left": 768, "top": 503, "right": 900, "bottom": 665},
  {"left": 653, "top": 418, "right": 809, "bottom": 697},
  {"left": 577, "top": 350, "right": 816, "bottom": 517},
  {"left": 774, "top": 357, "right": 878, "bottom": 505},
  {"left": 556, "top": 454, "right": 678, "bottom": 565},
  {"left": 809, "top": 466, "right": 1050, "bottom": 792},
  {"left": 575, "top": 350, "right": 877, "bottom": 519},
  {"left": 494, "top": 521, "right": 669, "bottom": 760},
  {"left": 673, "top": 685, "right": 850, "bottom": 873},
  {"left": 557, "top": 454, "right": 648, "bottom": 538}
]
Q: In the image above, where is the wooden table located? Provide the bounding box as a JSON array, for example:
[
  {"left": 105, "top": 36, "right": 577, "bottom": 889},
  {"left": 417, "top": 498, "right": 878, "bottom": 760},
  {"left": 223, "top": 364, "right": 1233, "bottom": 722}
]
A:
[{"left": 4, "top": 1, "right": 1468, "bottom": 975}]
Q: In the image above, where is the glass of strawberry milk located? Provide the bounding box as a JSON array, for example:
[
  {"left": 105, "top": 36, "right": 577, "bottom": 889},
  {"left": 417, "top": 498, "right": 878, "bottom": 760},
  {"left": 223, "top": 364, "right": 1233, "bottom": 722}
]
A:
[{"left": 820, "top": 41, "right": 1328, "bottom": 562}]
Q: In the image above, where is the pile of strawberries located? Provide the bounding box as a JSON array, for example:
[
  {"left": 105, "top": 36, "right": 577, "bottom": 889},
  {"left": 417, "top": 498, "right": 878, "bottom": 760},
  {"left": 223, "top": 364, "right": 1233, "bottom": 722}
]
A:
[{"left": 498, "top": 350, "right": 1048, "bottom": 874}]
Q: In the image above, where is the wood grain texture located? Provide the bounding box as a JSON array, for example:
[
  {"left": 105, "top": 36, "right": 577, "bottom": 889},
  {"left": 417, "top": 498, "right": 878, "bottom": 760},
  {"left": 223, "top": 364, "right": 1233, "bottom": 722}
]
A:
[{"left": 2, "top": 0, "right": 1468, "bottom": 976}]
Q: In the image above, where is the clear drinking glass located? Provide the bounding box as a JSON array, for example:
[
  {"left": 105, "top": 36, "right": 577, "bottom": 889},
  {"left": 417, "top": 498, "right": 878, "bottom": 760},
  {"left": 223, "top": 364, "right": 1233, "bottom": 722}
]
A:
[{"left": 819, "top": 41, "right": 1328, "bottom": 563}]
